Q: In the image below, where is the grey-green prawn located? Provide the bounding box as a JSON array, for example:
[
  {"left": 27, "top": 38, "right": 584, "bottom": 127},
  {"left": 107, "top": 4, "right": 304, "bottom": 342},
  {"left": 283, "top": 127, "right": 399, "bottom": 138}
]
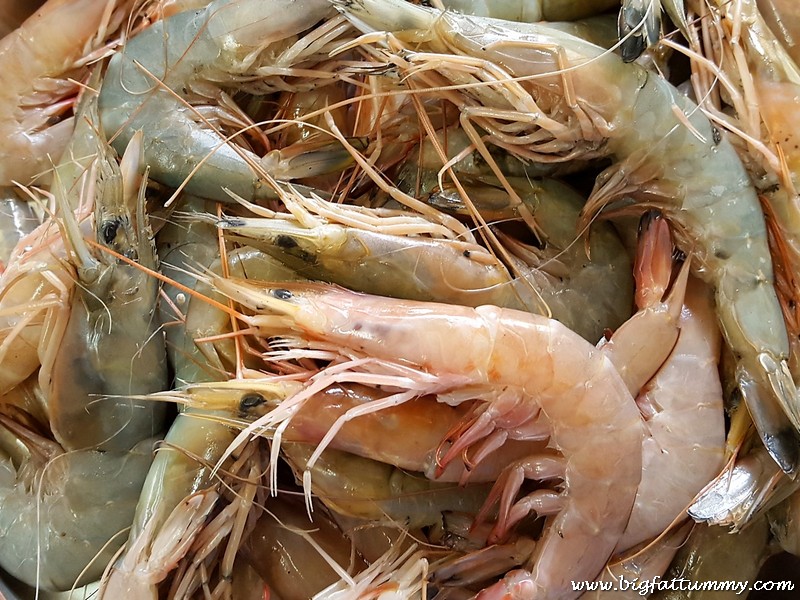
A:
[
  {"left": 331, "top": 0, "right": 800, "bottom": 476},
  {"left": 98, "top": 0, "right": 353, "bottom": 204}
]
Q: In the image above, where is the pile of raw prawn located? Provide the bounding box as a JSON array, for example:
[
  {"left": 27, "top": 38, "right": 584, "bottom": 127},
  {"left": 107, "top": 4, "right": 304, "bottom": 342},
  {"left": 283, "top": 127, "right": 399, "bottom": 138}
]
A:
[{"left": 1, "top": 0, "right": 800, "bottom": 598}]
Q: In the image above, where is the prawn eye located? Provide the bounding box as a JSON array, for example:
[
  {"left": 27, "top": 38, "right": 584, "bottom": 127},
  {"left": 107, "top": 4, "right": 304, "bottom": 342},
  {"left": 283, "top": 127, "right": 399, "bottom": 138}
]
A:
[
  {"left": 272, "top": 289, "right": 293, "bottom": 300},
  {"left": 240, "top": 393, "right": 265, "bottom": 410},
  {"left": 100, "top": 219, "right": 120, "bottom": 245}
]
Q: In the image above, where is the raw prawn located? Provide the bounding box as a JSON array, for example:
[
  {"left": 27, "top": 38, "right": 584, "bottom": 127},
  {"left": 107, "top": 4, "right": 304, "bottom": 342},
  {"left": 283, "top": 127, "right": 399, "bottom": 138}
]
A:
[
  {"left": 152, "top": 376, "right": 543, "bottom": 484},
  {"left": 479, "top": 212, "right": 723, "bottom": 552},
  {"left": 283, "top": 443, "right": 493, "bottom": 528},
  {"left": 220, "top": 210, "right": 531, "bottom": 310},
  {"left": 103, "top": 433, "right": 270, "bottom": 599},
  {"left": 0, "top": 415, "right": 155, "bottom": 591},
  {"left": 149, "top": 439, "right": 265, "bottom": 600},
  {"left": 99, "top": 487, "right": 220, "bottom": 599},
  {"left": 98, "top": 0, "right": 352, "bottom": 204},
  {"left": 220, "top": 175, "right": 634, "bottom": 342},
  {"left": 578, "top": 212, "right": 725, "bottom": 549},
  {"left": 426, "top": 212, "right": 721, "bottom": 594},
  {"left": 0, "top": 0, "right": 133, "bottom": 186},
  {"left": 331, "top": 0, "right": 800, "bottom": 476},
  {"left": 209, "top": 276, "right": 643, "bottom": 599},
  {"left": 680, "top": 0, "right": 800, "bottom": 388},
  {"left": 47, "top": 103, "right": 167, "bottom": 451},
  {"left": 615, "top": 275, "right": 725, "bottom": 550},
  {"left": 101, "top": 413, "right": 237, "bottom": 599}
]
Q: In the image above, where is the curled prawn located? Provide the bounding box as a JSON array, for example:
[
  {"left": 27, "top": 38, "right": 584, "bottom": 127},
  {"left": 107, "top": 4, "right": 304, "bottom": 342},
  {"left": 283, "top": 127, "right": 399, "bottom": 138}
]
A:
[
  {"left": 206, "top": 276, "right": 643, "bottom": 599},
  {"left": 0, "top": 414, "right": 155, "bottom": 591},
  {"left": 0, "top": 0, "right": 134, "bottom": 186},
  {"left": 331, "top": 0, "right": 800, "bottom": 476},
  {"left": 98, "top": 0, "right": 352, "bottom": 204}
]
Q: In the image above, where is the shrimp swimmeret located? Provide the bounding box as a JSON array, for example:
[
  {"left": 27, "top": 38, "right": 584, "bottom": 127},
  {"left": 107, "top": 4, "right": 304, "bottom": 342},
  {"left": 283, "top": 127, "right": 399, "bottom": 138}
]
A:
[
  {"left": 209, "top": 276, "right": 643, "bottom": 600},
  {"left": 330, "top": 0, "right": 800, "bottom": 476}
]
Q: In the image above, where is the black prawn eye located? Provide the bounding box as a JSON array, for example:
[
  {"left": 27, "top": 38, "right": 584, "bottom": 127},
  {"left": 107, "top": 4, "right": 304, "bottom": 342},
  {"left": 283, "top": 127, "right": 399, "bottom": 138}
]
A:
[
  {"left": 272, "top": 289, "right": 292, "bottom": 300},
  {"left": 240, "top": 393, "right": 265, "bottom": 410},
  {"left": 100, "top": 219, "right": 120, "bottom": 245}
]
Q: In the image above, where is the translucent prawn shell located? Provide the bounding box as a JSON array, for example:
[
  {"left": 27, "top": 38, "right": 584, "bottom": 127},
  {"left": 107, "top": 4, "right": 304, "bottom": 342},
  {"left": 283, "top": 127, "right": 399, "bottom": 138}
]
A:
[
  {"left": 0, "top": 438, "right": 154, "bottom": 591},
  {"left": 215, "top": 278, "right": 644, "bottom": 596}
]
